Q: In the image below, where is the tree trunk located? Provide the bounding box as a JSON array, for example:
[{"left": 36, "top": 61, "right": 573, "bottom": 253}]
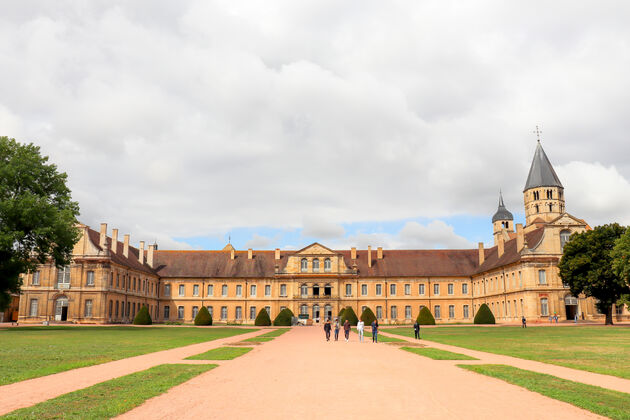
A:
[{"left": 605, "top": 306, "right": 614, "bottom": 325}]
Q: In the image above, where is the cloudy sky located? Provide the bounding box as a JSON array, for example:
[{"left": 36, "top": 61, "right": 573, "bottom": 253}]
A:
[{"left": 2, "top": 1, "right": 629, "bottom": 251}]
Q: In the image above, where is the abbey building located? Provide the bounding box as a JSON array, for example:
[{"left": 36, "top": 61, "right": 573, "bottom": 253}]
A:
[{"left": 16, "top": 142, "right": 618, "bottom": 325}]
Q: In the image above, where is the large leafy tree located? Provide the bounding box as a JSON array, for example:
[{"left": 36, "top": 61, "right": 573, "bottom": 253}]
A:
[
  {"left": 612, "top": 228, "right": 630, "bottom": 310},
  {"left": 0, "top": 136, "right": 80, "bottom": 310},
  {"left": 558, "top": 224, "right": 628, "bottom": 325}
]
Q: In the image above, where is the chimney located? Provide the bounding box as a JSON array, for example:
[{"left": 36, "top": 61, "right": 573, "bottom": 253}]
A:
[
  {"left": 99, "top": 223, "right": 107, "bottom": 249},
  {"left": 147, "top": 244, "right": 155, "bottom": 268},
  {"left": 123, "top": 234, "right": 130, "bottom": 258},
  {"left": 139, "top": 241, "right": 145, "bottom": 264},
  {"left": 498, "top": 236, "right": 504, "bottom": 258},
  {"left": 516, "top": 223, "right": 525, "bottom": 252},
  {"left": 478, "top": 242, "right": 485, "bottom": 266},
  {"left": 230, "top": 249, "right": 235, "bottom": 260},
  {"left": 368, "top": 246, "right": 372, "bottom": 268},
  {"left": 377, "top": 247, "right": 383, "bottom": 259},
  {"left": 248, "top": 248, "right": 253, "bottom": 259},
  {"left": 111, "top": 229, "right": 118, "bottom": 254},
  {"left": 351, "top": 247, "right": 357, "bottom": 260},
  {"left": 275, "top": 248, "right": 280, "bottom": 260}
]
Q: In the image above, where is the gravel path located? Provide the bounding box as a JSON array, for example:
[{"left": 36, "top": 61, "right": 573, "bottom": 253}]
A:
[{"left": 116, "top": 327, "right": 604, "bottom": 420}]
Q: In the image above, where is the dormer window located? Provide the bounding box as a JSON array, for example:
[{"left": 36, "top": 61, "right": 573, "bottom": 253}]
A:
[
  {"left": 324, "top": 258, "right": 331, "bottom": 272},
  {"left": 312, "top": 258, "right": 320, "bottom": 272},
  {"left": 300, "top": 258, "right": 308, "bottom": 273}
]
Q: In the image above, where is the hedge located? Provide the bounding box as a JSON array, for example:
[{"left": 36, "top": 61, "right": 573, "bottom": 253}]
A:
[
  {"left": 194, "top": 306, "right": 213, "bottom": 326},
  {"left": 417, "top": 306, "right": 435, "bottom": 325},
  {"left": 474, "top": 303, "right": 496, "bottom": 324},
  {"left": 360, "top": 307, "right": 377, "bottom": 326},
  {"left": 340, "top": 306, "right": 358, "bottom": 326},
  {"left": 133, "top": 306, "right": 152, "bottom": 325},
  {"left": 254, "top": 308, "right": 272, "bottom": 326},
  {"left": 273, "top": 308, "right": 294, "bottom": 326}
]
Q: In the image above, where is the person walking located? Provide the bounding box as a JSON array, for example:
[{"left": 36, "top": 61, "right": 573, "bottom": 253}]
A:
[
  {"left": 521, "top": 316, "right": 527, "bottom": 328},
  {"left": 334, "top": 319, "right": 340, "bottom": 341},
  {"left": 371, "top": 319, "right": 378, "bottom": 343},
  {"left": 324, "top": 318, "right": 332, "bottom": 341},
  {"left": 343, "top": 319, "right": 351, "bottom": 342},
  {"left": 357, "top": 319, "right": 364, "bottom": 342},
  {"left": 413, "top": 320, "right": 420, "bottom": 339}
]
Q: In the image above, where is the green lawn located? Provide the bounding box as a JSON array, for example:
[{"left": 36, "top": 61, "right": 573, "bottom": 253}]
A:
[
  {"left": 352, "top": 328, "right": 406, "bottom": 342},
  {"left": 186, "top": 346, "right": 253, "bottom": 360},
  {"left": 459, "top": 364, "right": 630, "bottom": 420},
  {"left": 402, "top": 347, "right": 477, "bottom": 360},
  {"left": 1, "top": 364, "right": 215, "bottom": 420},
  {"left": 0, "top": 326, "right": 253, "bottom": 386},
  {"left": 257, "top": 328, "right": 289, "bottom": 338},
  {"left": 383, "top": 326, "right": 630, "bottom": 379}
]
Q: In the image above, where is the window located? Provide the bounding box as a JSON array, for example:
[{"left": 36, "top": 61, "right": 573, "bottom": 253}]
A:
[
  {"left": 345, "top": 284, "right": 352, "bottom": 296},
  {"left": 301, "top": 258, "right": 308, "bottom": 273},
  {"left": 207, "top": 284, "right": 214, "bottom": 296},
  {"left": 265, "top": 306, "right": 271, "bottom": 316},
  {"left": 32, "top": 271, "right": 40, "bottom": 285},
  {"left": 235, "top": 306, "right": 242, "bottom": 320},
  {"left": 179, "top": 284, "right": 185, "bottom": 296},
  {"left": 448, "top": 305, "right": 455, "bottom": 318},
  {"left": 419, "top": 284, "right": 425, "bottom": 295},
  {"left": 133, "top": 278, "right": 136, "bottom": 291},
  {"left": 391, "top": 306, "right": 398, "bottom": 319},
  {"left": 221, "top": 306, "right": 228, "bottom": 320},
  {"left": 222, "top": 284, "right": 228, "bottom": 297},
  {"left": 313, "top": 259, "right": 320, "bottom": 272},
  {"left": 548, "top": 203, "right": 553, "bottom": 212},
  {"left": 540, "top": 298, "right": 549, "bottom": 316},
  {"left": 192, "top": 306, "right": 199, "bottom": 318},
  {"left": 390, "top": 284, "right": 396, "bottom": 296},
  {"left": 538, "top": 270, "right": 547, "bottom": 285},
  {"left": 57, "top": 266, "right": 71, "bottom": 285},
  {"left": 462, "top": 283, "right": 468, "bottom": 294},
  {"left": 164, "top": 284, "right": 171, "bottom": 296},
  {"left": 535, "top": 204, "right": 539, "bottom": 213},
  {"left": 560, "top": 230, "right": 571, "bottom": 250},
  {"left": 250, "top": 285, "right": 257, "bottom": 297},
  {"left": 29, "top": 299, "right": 38, "bottom": 316},
  {"left": 361, "top": 284, "right": 368, "bottom": 296},
  {"left": 405, "top": 305, "right": 411, "bottom": 319},
  {"left": 116, "top": 273, "right": 120, "bottom": 288},
  {"left": 362, "top": 305, "right": 367, "bottom": 314},
  {"left": 300, "top": 304, "right": 308, "bottom": 315},
  {"left": 178, "top": 306, "right": 184, "bottom": 319},
  {"left": 616, "top": 304, "right": 625, "bottom": 315},
  {"left": 206, "top": 306, "right": 213, "bottom": 318},
  {"left": 434, "top": 305, "right": 441, "bottom": 319},
  {"left": 85, "top": 300, "right": 93, "bottom": 317},
  {"left": 519, "top": 271, "right": 523, "bottom": 288},
  {"left": 301, "top": 284, "right": 308, "bottom": 296},
  {"left": 116, "top": 301, "right": 120, "bottom": 317},
  {"left": 376, "top": 284, "right": 382, "bottom": 296},
  {"left": 109, "top": 300, "right": 113, "bottom": 317},
  {"left": 404, "top": 284, "right": 411, "bottom": 295},
  {"left": 376, "top": 306, "right": 383, "bottom": 319},
  {"left": 250, "top": 306, "right": 257, "bottom": 319},
  {"left": 448, "top": 283, "right": 454, "bottom": 295},
  {"left": 280, "top": 284, "right": 287, "bottom": 297},
  {"left": 265, "top": 285, "right": 271, "bottom": 296},
  {"left": 236, "top": 285, "right": 242, "bottom": 297},
  {"left": 433, "top": 283, "right": 440, "bottom": 295},
  {"left": 324, "top": 258, "right": 331, "bottom": 272},
  {"left": 463, "top": 305, "right": 469, "bottom": 318},
  {"left": 193, "top": 285, "right": 199, "bottom": 296}
]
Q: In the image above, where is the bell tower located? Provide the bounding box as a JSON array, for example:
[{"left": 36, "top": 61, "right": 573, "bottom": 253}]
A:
[{"left": 492, "top": 191, "right": 514, "bottom": 245}]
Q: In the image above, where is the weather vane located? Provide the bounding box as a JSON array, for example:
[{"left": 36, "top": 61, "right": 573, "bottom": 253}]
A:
[{"left": 533, "top": 125, "right": 543, "bottom": 142}]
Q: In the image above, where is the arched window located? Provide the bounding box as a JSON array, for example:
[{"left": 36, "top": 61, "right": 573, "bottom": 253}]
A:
[
  {"left": 324, "top": 258, "right": 331, "bottom": 272},
  {"left": 300, "top": 258, "right": 308, "bottom": 272},
  {"left": 300, "top": 304, "right": 308, "bottom": 315},
  {"left": 312, "top": 284, "right": 320, "bottom": 296},
  {"left": 312, "top": 258, "right": 320, "bottom": 272},
  {"left": 548, "top": 203, "right": 553, "bottom": 212},
  {"left": 301, "top": 284, "right": 308, "bottom": 296},
  {"left": 535, "top": 204, "right": 539, "bottom": 213},
  {"left": 560, "top": 230, "right": 571, "bottom": 250}
]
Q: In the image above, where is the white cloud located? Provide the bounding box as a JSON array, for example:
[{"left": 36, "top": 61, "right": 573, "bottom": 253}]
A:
[
  {"left": 245, "top": 233, "right": 274, "bottom": 249},
  {"left": 302, "top": 216, "right": 345, "bottom": 239}
]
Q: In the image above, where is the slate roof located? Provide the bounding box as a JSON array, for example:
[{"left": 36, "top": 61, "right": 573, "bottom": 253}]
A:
[
  {"left": 476, "top": 227, "right": 545, "bottom": 274},
  {"left": 86, "top": 227, "right": 157, "bottom": 275},
  {"left": 524, "top": 141, "right": 563, "bottom": 191},
  {"left": 492, "top": 192, "right": 514, "bottom": 223}
]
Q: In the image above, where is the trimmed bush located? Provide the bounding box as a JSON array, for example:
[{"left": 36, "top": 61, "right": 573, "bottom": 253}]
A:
[
  {"left": 474, "top": 303, "right": 496, "bottom": 324},
  {"left": 254, "top": 308, "right": 271, "bottom": 326},
  {"left": 341, "top": 306, "right": 359, "bottom": 326},
  {"left": 417, "top": 306, "right": 435, "bottom": 325},
  {"left": 133, "top": 306, "right": 152, "bottom": 325},
  {"left": 194, "top": 306, "right": 213, "bottom": 326},
  {"left": 273, "top": 308, "right": 294, "bottom": 326},
  {"left": 360, "top": 307, "right": 377, "bottom": 326},
  {"left": 338, "top": 307, "right": 346, "bottom": 319}
]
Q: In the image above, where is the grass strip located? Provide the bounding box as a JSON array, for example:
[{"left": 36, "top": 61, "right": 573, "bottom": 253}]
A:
[
  {"left": 1, "top": 364, "right": 215, "bottom": 420},
  {"left": 186, "top": 346, "right": 253, "bottom": 360},
  {"left": 257, "top": 328, "right": 289, "bottom": 338},
  {"left": 243, "top": 336, "right": 274, "bottom": 342},
  {"left": 459, "top": 364, "right": 630, "bottom": 420},
  {"left": 352, "top": 328, "right": 406, "bottom": 342},
  {"left": 402, "top": 346, "right": 477, "bottom": 360}
]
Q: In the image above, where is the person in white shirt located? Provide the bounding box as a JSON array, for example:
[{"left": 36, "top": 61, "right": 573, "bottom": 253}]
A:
[{"left": 357, "top": 319, "right": 364, "bottom": 342}]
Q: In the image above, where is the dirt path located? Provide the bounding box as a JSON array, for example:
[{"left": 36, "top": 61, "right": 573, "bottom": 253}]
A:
[
  {"left": 116, "top": 327, "right": 603, "bottom": 420},
  {"left": 0, "top": 328, "right": 266, "bottom": 416},
  {"left": 377, "top": 329, "right": 630, "bottom": 394}
]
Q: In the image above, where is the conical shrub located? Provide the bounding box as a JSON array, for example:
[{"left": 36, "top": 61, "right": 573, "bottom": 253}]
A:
[
  {"left": 133, "top": 306, "right": 152, "bottom": 325},
  {"left": 341, "top": 306, "right": 359, "bottom": 326},
  {"left": 194, "top": 306, "right": 213, "bottom": 326},
  {"left": 273, "top": 308, "right": 294, "bottom": 326},
  {"left": 474, "top": 303, "right": 495, "bottom": 324},
  {"left": 417, "top": 306, "right": 435, "bottom": 325},
  {"left": 254, "top": 308, "right": 271, "bottom": 326},
  {"left": 338, "top": 307, "right": 346, "bottom": 319},
  {"left": 360, "top": 307, "right": 377, "bottom": 325}
]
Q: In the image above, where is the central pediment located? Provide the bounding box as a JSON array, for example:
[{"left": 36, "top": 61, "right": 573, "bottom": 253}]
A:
[
  {"left": 282, "top": 243, "right": 350, "bottom": 275},
  {"left": 295, "top": 242, "right": 337, "bottom": 256}
]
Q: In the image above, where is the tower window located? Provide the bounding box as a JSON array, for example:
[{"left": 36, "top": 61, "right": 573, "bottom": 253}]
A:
[
  {"left": 535, "top": 204, "right": 539, "bottom": 213},
  {"left": 548, "top": 203, "right": 553, "bottom": 212},
  {"left": 533, "top": 191, "right": 540, "bottom": 200},
  {"left": 547, "top": 189, "right": 552, "bottom": 199}
]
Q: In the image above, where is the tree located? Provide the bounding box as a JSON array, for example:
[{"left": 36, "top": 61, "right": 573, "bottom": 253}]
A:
[
  {"left": 133, "top": 306, "right": 152, "bottom": 325},
  {"left": 340, "top": 306, "right": 358, "bottom": 326},
  {"left": 559, "top": 224, "right": 629, "bottom": 325},
  {"left": 194, "top": 306, "right": 212, "bottom": 326},
  {"left": 0, "top": 137, "right": 80, "bottom": 310},
  {"left": 416, "top": 306, "right": 436, "bottom": 325},
  {"left": 254, "top": 308, "right": 271, "bottom": 326},
  {"left": 612, "top": 227, "right": 630, "bottom": 286},
  {"left": 473, "top": 303, "right": 495, "bottom": 324},
  {"left": 360, "top": 307, "right": 377, "bottom": 326}
]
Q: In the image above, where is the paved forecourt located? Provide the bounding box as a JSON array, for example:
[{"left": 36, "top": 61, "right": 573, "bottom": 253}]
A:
[{"left": 117, "top": 327, "right": 603, "bottom": 420}]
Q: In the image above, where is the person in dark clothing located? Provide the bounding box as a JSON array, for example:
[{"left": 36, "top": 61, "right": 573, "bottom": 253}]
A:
[
  {"left": 334, "top": 319, "right": 340, "bottom": 341},
  {"left": 371, "top": 320, "right": 378, "bottom": 343},
  {"left": 324, "top": 319, "right": 332, "bottom": 341},
  {"left": 521, "top": 316, "right": 527, "bottom": 328},
  {"left": 343, "top": 319, "right": 351, "bottom": 342},
  {"left": 413, "top": 321, "right": 420, "bottom": 339}
]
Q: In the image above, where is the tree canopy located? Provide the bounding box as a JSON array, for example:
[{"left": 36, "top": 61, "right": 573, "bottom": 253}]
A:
[
  {"left": 0, "top": 137, "right": 80, "bottom": 310},
  {"left": 558, "top": 224, "right": 629, "bottom": 325}
]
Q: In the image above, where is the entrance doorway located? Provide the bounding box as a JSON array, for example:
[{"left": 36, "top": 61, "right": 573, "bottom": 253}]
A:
[
  {"left": 55, "top": 296, "right": 69, "bottom": 321},
  {"left": 564, "top": 295, "right": 578, "bottom": 320},
  {"left": 324, "top": 304, "right": 332, "bottom": 321}
]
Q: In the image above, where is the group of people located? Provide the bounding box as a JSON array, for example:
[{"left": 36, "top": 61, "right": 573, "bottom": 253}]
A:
[
  {"left": 323, "top": 318, "right": 352, "bottom": 342},
  {"left": 324, "top": 318, "right": 422, "bottom": 343}
]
